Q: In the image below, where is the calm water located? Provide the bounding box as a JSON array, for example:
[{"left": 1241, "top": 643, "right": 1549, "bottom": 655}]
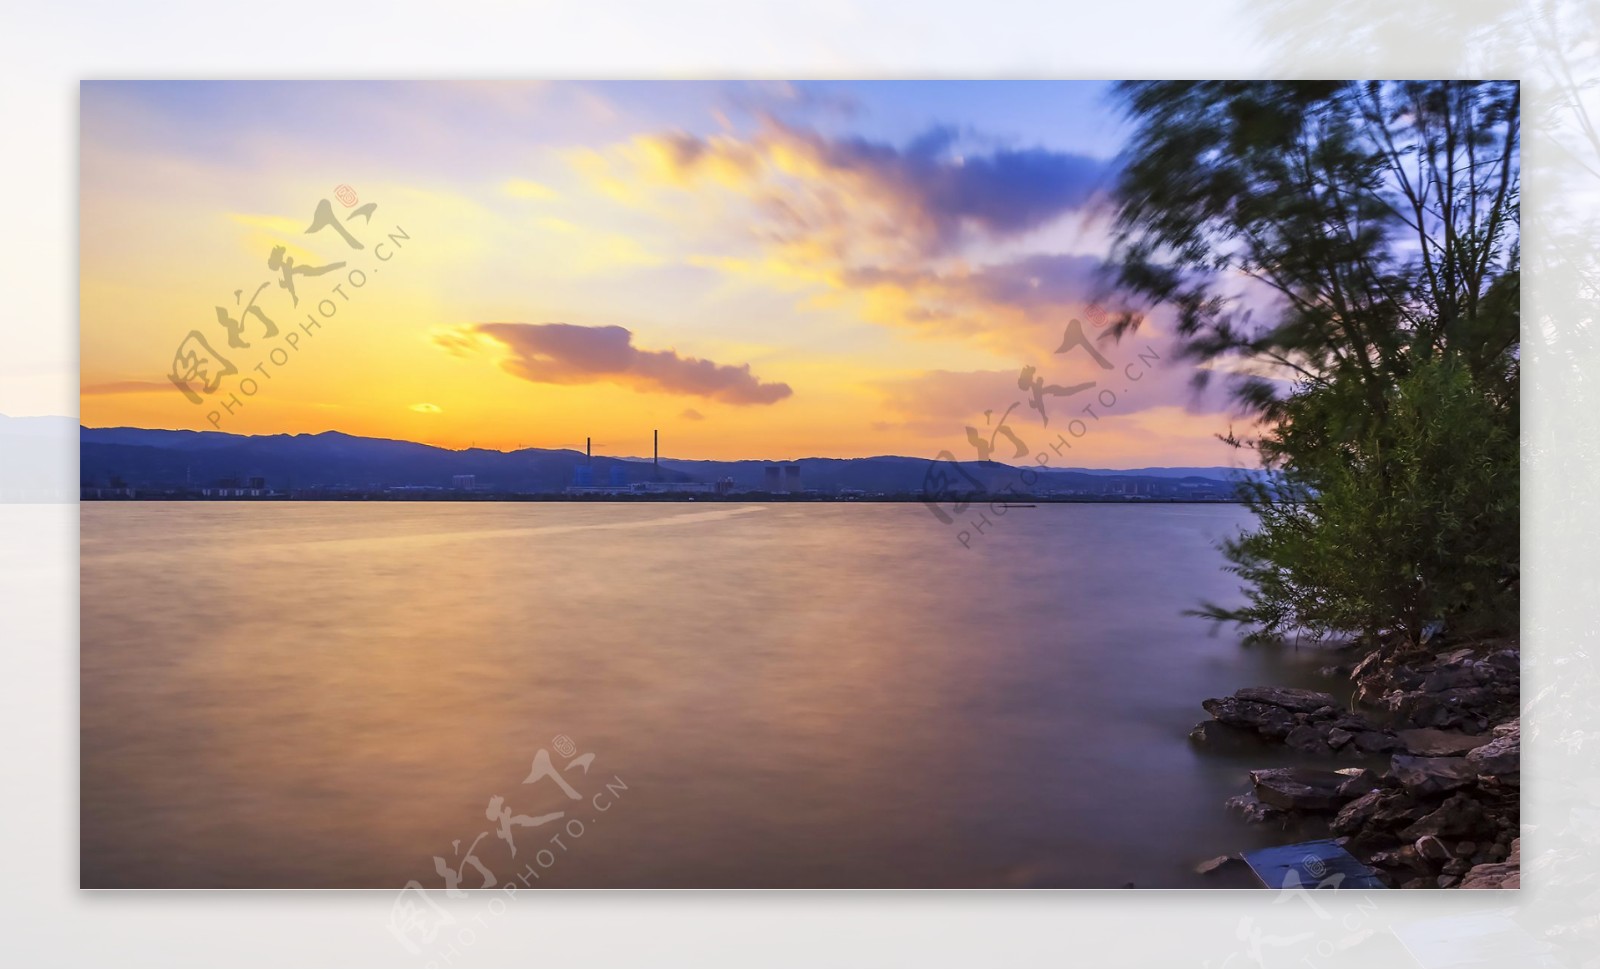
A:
[{"left": 81, "top": 502, "right": 1351, "bottom": 888}]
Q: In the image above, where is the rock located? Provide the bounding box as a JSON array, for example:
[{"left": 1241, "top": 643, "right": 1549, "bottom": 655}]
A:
[
  {"left": 1485, "top": 651, "right": 1520, "bottom": 673},
  {"left": 1420, "top": 664, "right": 1483, "bottom": 692},
  {"left": 1466, "top": 730, "right": 1520, "bottom": 783},
  {"left": 1331, "top": 789, "right": 1386, "bottom": 834},
  {"left": 1493, "top": 717, "right": 1520, "bottom": 737},
  {"left": 1461, "top": 837, "right": 1521, "bottom": 888},
  {"left": 1402, "top": 877, "right": 1430, "bottom": 889},
  {"left": 1391, "top": 755, "right": 1478, "bottom": 796},
  {"left": 1370, "top": 845, "right": 1423, "bottom": 872},
  {"left": 1284, "top": 723, "right": 1331, "bottom": 752},
  {"left": 1443, "top": 858, "right": 1471, "bottom": 875},
  {"left": 1460, "top": 860, "right": 1520, "bottom": 888},
  {"left": 1370, "top": 797, "right": 1429, "bottom": 830},
  {"left": 1415, "top": 835, "right": 1452, "bottom": 863},
  {"left": 1400, "top": 793, "right": 1488, "bottom": 841},
  {"left": 1336, "top": 767, "right": 1381, "bottom": 799},
  {"left": 1353, "top": 731, "right": 1401, "bottom": 753},
  {"left": 1225, "top": 792, "right": 1281, "bottom": 823},
  {"left": 1437, "top": 874, "right": 1460, "bottom": 887},
  {"left": 1250, "top": 767, "right": 1357, "bottom": 812},
  {"left": 1196, "top": 855, "right": 1236, "bottom": 875},
  {"left": 1396, "top": 727, "right": 1492, "bottom": 757},
  {"left": 1456, "top": 841, "right": 1478, "bottom": 856},
  {"left": 1337, "top": 789, "right": 1428, "bottom": 835},
  {"left": 1202, "top": 697, "right": 1295, "bottom": 739},
  {"left": 1234, "top": 686, "right": 1341, "bottom": 714},
  {"left": 1327, "top": 727, "right": 1354, "bottom": 749}
]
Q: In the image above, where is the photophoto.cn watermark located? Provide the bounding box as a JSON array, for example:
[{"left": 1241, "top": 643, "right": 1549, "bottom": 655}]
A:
[
  {"left": 920, "top": 304, "right": 1162, "bottom": 548},
  {"left": 165, "top": 184, "right": 411, "bottom": 429},
  {"left": 384, "top": 734, "right": 629, "bottom": 967}
]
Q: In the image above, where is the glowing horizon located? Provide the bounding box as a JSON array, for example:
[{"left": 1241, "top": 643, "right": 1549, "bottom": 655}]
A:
[{"left": 80, "top": 81, "right": 1253, "bottom": 466}]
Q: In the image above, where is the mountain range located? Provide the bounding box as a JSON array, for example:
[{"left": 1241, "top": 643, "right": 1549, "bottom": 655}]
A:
[{"left": 70, "top": 423, "right": 1260, "bottom": 498}]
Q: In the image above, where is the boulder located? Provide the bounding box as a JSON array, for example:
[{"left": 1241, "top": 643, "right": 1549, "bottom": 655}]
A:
[
  {"left": 1327, "top": 727, "right": 1354, "bottom": 749},
  {"left": 1415, "top": 835, "right": 1452, "bottom": 863},
  {"left": 1466, "top": 729, "right": 1520, "bottom": 783},
  {"left": 1397, "top": 727, "right": 1492, "bottom": 757},
  {"left": 1249, "top": 767, "right": 1356, "bottom": 813},
  {"left": 1331, "top": 789, "right": 1386, "bottom": 834},
  {"left": 1459, "top": 838, "right": 1521, "bottom": 889},
  {"left": 1195, "top": 855, "right": 1237, "bottom": 875},
  {"left": 1336, "top": 767, "right": 1381, "bottom": 798},
  {"left": 1335, "top": 789, "right": 1427, "bottom": 835},
  {"left": 1202, "top": 697, "right": 1294, "bottom": 739},
  {"left": 1390, "top": 755, "right": 1478, "bottom": 796},
  {"left": 1234, "top": 686, "right": 1341, "bottom": 714},
  {"left": 1420, "top": 664, "right": 1485, "bottom": 692},
  {"left": 1400, "top": 793, "right": 1487, "bottom": 840},
  {"left": 1369, "top": 845, "right": 1424, "bottom": 872},
  {"left": 1225, "top": 792, "right": 1281, "bottom": 823},
  {"left": 1485, "top": 650, "right": 1520, "bottom": 674},
  {"left": 1284, "top": 723, "right": 1331, "bottom": 752},
  {"left": 1353, "top": 731, "right": 1401, "bottom": 753}
]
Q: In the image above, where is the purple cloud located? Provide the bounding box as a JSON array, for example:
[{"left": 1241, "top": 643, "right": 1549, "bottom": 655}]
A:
[{"left": 452, "top": 323, "right": 793, "bottom": 406}]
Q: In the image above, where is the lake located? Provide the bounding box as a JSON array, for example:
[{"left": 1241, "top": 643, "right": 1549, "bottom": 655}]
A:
[{"left": 81, "top": 501, "right": 1350, "bottom": 888}]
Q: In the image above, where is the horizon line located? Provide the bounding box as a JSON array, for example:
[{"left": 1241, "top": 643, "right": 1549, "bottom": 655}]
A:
[{"left": 69, "top": 420, "right": 1264, "bottom": 474}]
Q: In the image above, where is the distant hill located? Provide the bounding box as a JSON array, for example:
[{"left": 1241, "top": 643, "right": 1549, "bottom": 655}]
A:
[{"left": 75, "top": 424, "right": 1260, "bottom": 498}]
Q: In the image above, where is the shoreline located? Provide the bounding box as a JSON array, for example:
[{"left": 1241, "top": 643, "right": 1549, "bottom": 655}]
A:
[{"left": 1190, "top": 637, "right": 1521, "bottom": 888}]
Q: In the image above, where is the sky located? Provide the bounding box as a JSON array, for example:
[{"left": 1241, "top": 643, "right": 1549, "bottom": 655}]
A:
[{"left": 80, "top": 80, "right": 1250, "bottom": 465}]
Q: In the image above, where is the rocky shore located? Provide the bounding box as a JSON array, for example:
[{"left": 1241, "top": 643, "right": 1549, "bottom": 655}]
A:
[{"left": 1192, "top": 639, "right": 1520, "bottom": 888}]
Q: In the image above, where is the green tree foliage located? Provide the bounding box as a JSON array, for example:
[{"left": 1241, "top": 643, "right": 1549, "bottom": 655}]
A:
[{"left": 1108, "top": 81, "right": 1520, "bottom": 645}]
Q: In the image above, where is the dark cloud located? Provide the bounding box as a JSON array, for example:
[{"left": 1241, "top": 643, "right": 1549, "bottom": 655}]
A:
[
  {"left": 647, "top": 122, "right": 1111, "bottom": 256},
  {"left": 453, "top": 323, "right": 793, "bottom": 406},
  {"left": 806, "top": 126, "right": 1109, "bottom": 246}
]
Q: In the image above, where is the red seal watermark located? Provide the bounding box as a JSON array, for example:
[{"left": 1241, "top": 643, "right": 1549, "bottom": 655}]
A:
[{"left": 334, "top": 184, "right": 359, "bottom": 207}]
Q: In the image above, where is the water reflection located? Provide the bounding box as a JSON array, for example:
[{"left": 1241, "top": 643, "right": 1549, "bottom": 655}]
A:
[{"left": 83, "top": 502, "right": 1352, "bottom": 888}]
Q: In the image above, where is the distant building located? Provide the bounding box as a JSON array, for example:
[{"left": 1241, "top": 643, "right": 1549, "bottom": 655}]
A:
[
  {"left": 609, "top": 466, "right": 629, "bottom": 487},
  {"left": 764, "top": 465, "right": 782, "bottom": 492},
  {"left": 200, "top": 476, "right": 265, "bottom": 497},
  {"left": 572, "top": 465, "right": 594, "bottom": 487},
  {"left": 632, "top": 481, "right": 718, "bottom": 494},
  {"left": 784, "top": 464, "right": 802, "bottom": 493},
  {"left": 452, "top": 474, "right": 476, "bottom": 490},
  {"left": 565, "top": 480, "right": 720, "bottom": 496}
]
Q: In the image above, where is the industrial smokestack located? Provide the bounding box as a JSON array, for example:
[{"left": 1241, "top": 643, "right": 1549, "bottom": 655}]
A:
[
  {"left": 586, "top": 437, "right": 591, "bottom": 463},
  {"left": 654, "top": 429, "right": 659, "bottom": 466}
]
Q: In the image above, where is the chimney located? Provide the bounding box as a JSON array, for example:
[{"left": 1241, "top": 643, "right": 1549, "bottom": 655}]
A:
[
  {"left": 654, "top": 429, "right": 659, "bottom": 466},
  {"left": 586, "top": 436, "right": 591, "bottom": 463}
]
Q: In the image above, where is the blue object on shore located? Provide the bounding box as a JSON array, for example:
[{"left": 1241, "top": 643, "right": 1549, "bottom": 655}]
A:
[{"left": 1242, "top": 839, "right": 1388, "bottom": 890}]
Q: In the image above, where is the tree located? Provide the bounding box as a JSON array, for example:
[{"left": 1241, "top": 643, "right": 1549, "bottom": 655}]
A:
[{"left": 1108, "top": 81, "right": 1520, "bottom": 645}]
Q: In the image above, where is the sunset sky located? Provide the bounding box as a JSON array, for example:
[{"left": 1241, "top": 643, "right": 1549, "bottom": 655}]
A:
[{"left": 80, "top": 81, "right": 1252, "bottom": 465}]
